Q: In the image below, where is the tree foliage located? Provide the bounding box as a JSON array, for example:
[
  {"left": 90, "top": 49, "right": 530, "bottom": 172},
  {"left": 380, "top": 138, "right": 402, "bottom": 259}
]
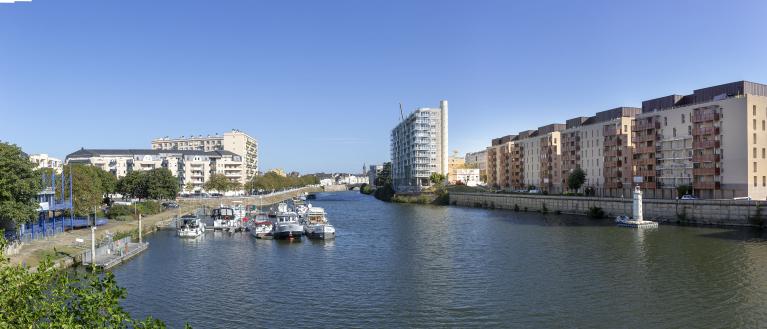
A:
[
  {"left": 374, "top": 162, "right": 391, "bottom": 187},
  {"left": 567, "top": 167, "right": 587, "bottom": 192},
  {"left": 429, "top": 173, "right": 446, "bottom": 186},
  {"left": 117, "top": 169, "right": 179, "bottom": 200},
  {"left": 0, "top": 143, "right": 41, "bottom": 224},
  {"left": 0, "top": 236, "right": 171, "bottom": 328},
  {"left": 677, "top": 184, "right": 692, "bottom": 198},
  {"left": 203, "top": 174, "right": 236, "bottom": 192},
  {"left": 244, "top": 173, "right": 318, "bottom": 193}
]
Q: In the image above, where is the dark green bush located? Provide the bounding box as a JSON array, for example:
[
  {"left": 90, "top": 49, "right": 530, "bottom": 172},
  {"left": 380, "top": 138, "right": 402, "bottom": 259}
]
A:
[
  {"left": 107, "top": 204, "right": 133, "bottom": 219},
  {"left": 587, "top": 206, "right": 605, "bottom": 219}
]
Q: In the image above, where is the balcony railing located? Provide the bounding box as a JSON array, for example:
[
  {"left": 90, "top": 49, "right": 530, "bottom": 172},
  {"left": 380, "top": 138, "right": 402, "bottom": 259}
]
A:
[
  {"left": 692, "top": 126, "right": 720, "bottom": 136},
  {"left": 693, "top": 140, "right": 720, "bottom": 149},
  {"left": 693, "top": 167, "right": 721, "bottom": 176},
  {"left": 605, "top": 181, "right": 623, "bottom": 189},
  {"left": 693, "top": 181, "right": 721, "bottom": 189},
  {"left": 638, "top": 182, "right": 656, "bottom": 189},
  {"left": 635, "top": 146, "right": 656, "bottom": 154},
  {"left": 636, "top": 169, "right": 656, "bottom": 177},
  {"left": 632, "top": 121, "right": 660, "bottom": 131},
  {"left": 634, "top": 158, "right": 656, "bottom": 166},
  {"left": 692, "top": 154, "right": 720, "bottom": 162},
  {"left": 692, "top": 112, "right": 719, "bottom": 123}
]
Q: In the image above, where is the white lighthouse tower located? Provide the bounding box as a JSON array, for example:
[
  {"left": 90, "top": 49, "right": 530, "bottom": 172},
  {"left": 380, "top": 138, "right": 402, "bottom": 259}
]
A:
[{"left": 616, "top": 186, "right": 658, "bottom": 228}]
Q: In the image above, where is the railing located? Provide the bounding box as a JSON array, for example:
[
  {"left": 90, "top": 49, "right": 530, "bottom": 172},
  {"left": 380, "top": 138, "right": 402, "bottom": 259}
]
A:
[
  {"left": 632, "top": 121, "right": 660, "bottom": 131},
  {"left": 692, "top": 112, "right": 719, "bottom": 123},
  {"left": 693, "top": 140, "right": 720, "bottom": 149},
  {"left": 638, "top": 182, "right": 656, "bottom": 189},
  {"left": 692, "top": 126, "right": 720, "bottom": 136},
  {"left": 605, "top": 181, "right": 623, "bottom": 189},
  {"left": 693, "top": 167, "right": 721, "bottom": 176},
  {"left": 692, "top": 154, "right": 720, "bottom": 162},
  {"left": 634, "top": 158, "right": 656, "bottom": 166},
  {"left": 635, "top": 146, "right": 656, "bottom": 154},
  {"left": 636, "top": 169, "right": 656, "bottom": 177}
]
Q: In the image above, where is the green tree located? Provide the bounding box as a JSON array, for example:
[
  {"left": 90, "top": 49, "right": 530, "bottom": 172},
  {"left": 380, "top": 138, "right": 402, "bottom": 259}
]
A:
[
  {"left": 0, "top": 143, "right": 41, "bottom": 225},
  {"left": 117, "top": 170, "right": 148, "bottom": 200},
  {"left": 429, "top": 173, "right": 446, "bottom": 186},
  {"left": 374, "top": 162, "right": 391, "bottom": 187},
  {"left": 146, "top": 168, "right": 179, "bottom": 199},
  {"left": 185, "top": 181, "right": 196, "bottom": 193},
  {"left": 204, "top": 173, "right": 234, "bottom": 192},
  {"left": 567, "top": 167, "right": 586, "bottom": 192},
  {"left": 0, "top": 235, "right": 171, "bottom": 328},
  {"left": 65, "top": 164, "right": 108, "bottom": 216}
]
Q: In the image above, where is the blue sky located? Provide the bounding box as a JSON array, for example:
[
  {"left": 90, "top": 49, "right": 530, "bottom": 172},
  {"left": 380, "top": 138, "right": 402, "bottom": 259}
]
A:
[{"left": 2, "top": 0, "right": 766, "bottom": 173}]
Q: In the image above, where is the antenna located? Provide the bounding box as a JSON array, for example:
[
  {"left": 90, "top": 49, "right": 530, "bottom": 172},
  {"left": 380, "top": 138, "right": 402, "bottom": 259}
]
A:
[{"left": 399, "top": 102, "right": 405, "bottom": 121}]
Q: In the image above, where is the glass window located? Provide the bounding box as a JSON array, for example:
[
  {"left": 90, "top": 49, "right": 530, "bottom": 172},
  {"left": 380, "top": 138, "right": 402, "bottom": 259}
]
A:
[
  {"left": 754, "top": 162, "right": 758, "bottom": 172},
  {"left": 681, "top": 114, "right": 685, "bottom": 123},
  {"left": 754, "top": 148, "right": 757, "bottom": 158}
]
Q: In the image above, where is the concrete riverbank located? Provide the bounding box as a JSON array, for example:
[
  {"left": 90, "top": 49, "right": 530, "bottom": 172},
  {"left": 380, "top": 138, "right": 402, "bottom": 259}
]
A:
[
  {"left": 6, "top": 186, "right": 321, "bottom": 270},
  {"left": 450, "top": 192, "right": 767, "bottom": 227}
]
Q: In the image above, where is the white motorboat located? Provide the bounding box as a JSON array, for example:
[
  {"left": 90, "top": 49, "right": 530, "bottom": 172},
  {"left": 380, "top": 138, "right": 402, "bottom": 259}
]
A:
[
  {"left": 212, "top": 206, "right": 243, "bottom": 232},
  {"left": 304, "top": 207, "right": 335, "bottom": 240},
  {"left": 249, "top": 211, "right": 273, "bottom": 239},
  {"left": 177, "top": 214, "right": 205, "bottom": 238},
  {"left": 273, "top": 211, "right": 303, "bottom": 240}
]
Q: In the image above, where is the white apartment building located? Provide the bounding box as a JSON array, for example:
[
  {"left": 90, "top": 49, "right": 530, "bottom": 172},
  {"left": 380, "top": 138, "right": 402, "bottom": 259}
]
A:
[
  {"left": 29, "top": 153, "right": 63, "bottom": 173},
  {"left": 464, "top": 150, "right": 487, "bottom": 181},
  {"left": 390, "top": 100, "right": 448, "bottom": 193},
  {"left": 454, "top": 168, "right": 481, "bottom": 186},
  {"left": 65, "top": 149, "right": 246, "bottom": 192},
  {"left": 152, "top": 129, "right": 258, "bottom": 180}
]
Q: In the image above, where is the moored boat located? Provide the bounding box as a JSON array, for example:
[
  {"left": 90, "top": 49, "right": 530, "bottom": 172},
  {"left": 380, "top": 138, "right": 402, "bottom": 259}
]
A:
[
  {"left": 177, "top": 214, "right": 205, "bottom": 238},
  {"left": 212, "top": 206, "right": 243, "bottom": 232},
  {"left": 273, "top": 211, "right": 303, "bottom": 240},
  {"left": 304, "top": 207, "right": 335, "bottom": 240}
]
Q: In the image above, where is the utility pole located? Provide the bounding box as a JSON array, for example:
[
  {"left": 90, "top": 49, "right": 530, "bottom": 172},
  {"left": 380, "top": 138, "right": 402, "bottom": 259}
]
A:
[
  {"left": 138, "top": 214, "right": 143, "bottom": 244},
  {"left": 91, "top": 226, "right": 96, "bottom": 268}
]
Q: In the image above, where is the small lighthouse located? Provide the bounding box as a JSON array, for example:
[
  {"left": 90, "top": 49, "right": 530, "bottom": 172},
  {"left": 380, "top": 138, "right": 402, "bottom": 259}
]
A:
[{"left": 616, "top": 186, "right": 658, "bottom": 228}]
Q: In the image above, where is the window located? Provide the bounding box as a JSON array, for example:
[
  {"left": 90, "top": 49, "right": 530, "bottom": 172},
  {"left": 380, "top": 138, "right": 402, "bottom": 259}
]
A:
[
  {"left": 664, "top": 117, "right": 668, "bottom": 126},
  {"left": 688, "top": 126, "right": 692, "bottom": 135},
  {"left": 624, "top": 125, "right": 627, "bottom": 132},
  {"left": 763, "top": 120, "right": 765, "bottom": 131},
  {"left": 754, "top": 148, "right": 758, "bottom": 159},
  {"left": 754, "top": 119, "right": 757, "bottom": 130},
  {"left": 754, "top": 133, "right": 758, "bottom": 144},
  {"left": 754, "top": 162, "right": 758, "bottom": 172},
  {"left": 681, "top": 114, "right": 685, "bottom": 123},
  {"left": 763, "top": 148, "right": 765, "bottom": 159},
  {"left": 673, "top": 128, "right": 677, "bottom": 137},
  {"left": 755, "top": 105, "right": 758, "bottom": 116},
  {"left": 763, "top": 176, "right": 765, "bottom": 187},
  {"left": 755, "top": 176, "right": 758, "bottom": 187}
]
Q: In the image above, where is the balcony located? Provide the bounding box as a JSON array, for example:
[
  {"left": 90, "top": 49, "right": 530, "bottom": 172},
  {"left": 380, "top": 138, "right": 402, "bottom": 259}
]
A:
[
  {"left": 692, "top": 154, "right": 720, "bottom": 162},
  {"left": 693, "top": 181, "right": 721, "bottom": 189},
  {"left": 605, "top": 181, "right": 623, "bottom": 189},
  {"left": 692, "top": 112, "right": 719, "bottom": 123},
  {"left": 632, "top": 120, "right": 660, "bottom": 131},
  {"left": 631, "top": 133, "right": 660, "bottom": 144},
  {"left": 692, "top": 126, "right": 720, "bottom": 136},
  {"left": 603, "top": 126, "right": 620, "bottom": 136},
  {"left": 638, "top": 182, "right": 656, "bottom": 189},
  {"left": 634, "top": 158, "right": 656, "bottom": 166},
  {"left": 693, "top": 140, "right": 720, "bottom": 149},
  {"left": 604, "top": 149, "right": 622, "bottom": 157},
  {"left": 635, "top": 146, "right": 656, "bottom": 154},
  {"left": 693, "top": 167, "right": 721, "bottom": 176},
  {"left": 604, "top": 138, "right": 623, "bottom": 147},
  {"left": 636, "top": 169, "right": 656, "bottom": 177},
  {"left": 604, "top": 160, "right": 623, "bottom": 168}
]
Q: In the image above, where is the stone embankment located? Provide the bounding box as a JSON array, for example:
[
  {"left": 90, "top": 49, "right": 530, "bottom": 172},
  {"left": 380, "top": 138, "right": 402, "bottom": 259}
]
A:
[{"left": 450, "top": 192, "right": 766, "bottom": 227}]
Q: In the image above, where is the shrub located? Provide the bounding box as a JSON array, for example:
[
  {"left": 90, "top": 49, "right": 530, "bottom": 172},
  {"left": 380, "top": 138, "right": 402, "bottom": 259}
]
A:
[
  {"left": 135, "top": 201, "right": 162, "bottom": 216},
  {"left": 513, "top": 204, "right": 520, "bottom": 212},
  {"left": 541, "top": 203, "right": 548, "bottom": 214},
  {"left": 107, "top": 204, "right": 133, "bottom": 219},
  {"left": 374, "top": 184, "right": 395, "bottom": 202},
  {"left": 587, "top": 206, "right": 605, "bottom": 219}
]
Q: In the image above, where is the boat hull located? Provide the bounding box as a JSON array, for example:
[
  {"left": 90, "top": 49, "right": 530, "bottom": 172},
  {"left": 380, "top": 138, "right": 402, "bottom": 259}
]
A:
[
  {"left": 306, "top": 231, "right": 335, "bottom": 240},
  {"left": 273, "top": 230, "right": 303, "bottom": 240}
]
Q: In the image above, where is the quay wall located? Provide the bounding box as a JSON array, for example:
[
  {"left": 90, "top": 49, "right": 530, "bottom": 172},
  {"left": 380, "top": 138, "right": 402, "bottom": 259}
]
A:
[
  {"left": 322, "top": 185, "right": 349, "bottom": 192},
  {"left": 449, "top": 192, "right": 767, "bottom": 227}
]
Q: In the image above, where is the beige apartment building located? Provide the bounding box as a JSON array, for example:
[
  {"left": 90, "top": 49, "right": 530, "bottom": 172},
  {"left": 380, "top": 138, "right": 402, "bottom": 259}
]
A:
[
  {"left": 464, "top": 150, "right": 487, "bottom": 182},
  {"left": 65, "top": 149, "right": 246, "bottom": 192},
  {"left": 151, "top": 129, "right": 258, "bottom": 180},
  {"left": 486, "top": 80, "right": 767, "bottom": 200},
  {"left": 29, "top": 153, "right": 63, "bottom": 174}
]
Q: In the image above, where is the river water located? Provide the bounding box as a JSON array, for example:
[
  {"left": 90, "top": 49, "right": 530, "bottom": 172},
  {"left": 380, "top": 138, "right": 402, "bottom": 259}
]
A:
[{"left": 113, "top": 191, "right": 767, "bottom": 328}]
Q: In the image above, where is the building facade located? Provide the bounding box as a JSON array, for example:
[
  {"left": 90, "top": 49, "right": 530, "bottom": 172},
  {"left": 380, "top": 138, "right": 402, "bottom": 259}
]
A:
[
  {"left": 65, "top": 148, "right": 246, "bottom": 192},
  {"left": 151, "top": 129, "right": 258, "bottom": 180},
  {"left": 29, "top": 154, "right": 63, "bottom": 173},
  {"left": 390, "top": 100, "right": 448, "bottom": 192},
  {"left": 454, "top": 168, "right": 481, "bottom": 187},
  {"left": 368, "top": 164, "right": 384, "bottom": 187},
  {"left": 464, "top": 150, "right": 487, "bottom": 182},
  {"left": 485, "top": 81, "right": 767, "bottom": 200}
]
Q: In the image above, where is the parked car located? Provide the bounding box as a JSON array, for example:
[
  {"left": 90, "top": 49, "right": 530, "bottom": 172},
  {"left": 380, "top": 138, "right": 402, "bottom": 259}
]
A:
[
  {"left": 733, "top": 196, "right": 752, "bottom": 201},
  {"left": 210, "top": 193, "right": 223, "bottom": 198},
  {"left": 680, "top": 194, "right": 698, "bottom": 200},
  {"left": 528, "top": 189, "right": 542, "bottom": 194},
  {"left": 162, "top": 201, "right": 179, "bottom": 208}
]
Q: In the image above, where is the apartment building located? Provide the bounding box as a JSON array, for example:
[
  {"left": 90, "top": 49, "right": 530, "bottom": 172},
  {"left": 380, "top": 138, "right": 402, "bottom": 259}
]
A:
[
  {"left": 390, "top": 100, "right": 448, "bottom": 192},
  {"left": 151, "top": 129, "right": 258, "bottom": 180},
  {"left": 29, "top": 153, "right": 63, "bottom": 173},
  {"left": 464, "top": 150, "right": 487, "bottom": 181},
  {"left": 634, "top": 81, "right": 767, "bottom": 199},
  {"left": 486, "top": 81, "right": 767, "bottom": 199},
  {"left": 65, "top": 148, "right": 246, "bottom": 192}
]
